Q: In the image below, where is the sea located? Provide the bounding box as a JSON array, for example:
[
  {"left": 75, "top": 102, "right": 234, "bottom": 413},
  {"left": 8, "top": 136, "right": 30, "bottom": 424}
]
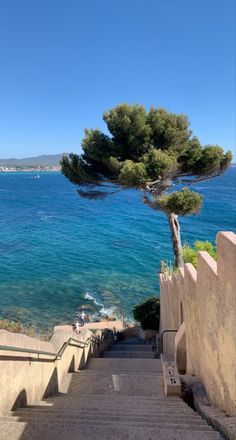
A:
[{"left": 0, "top": 167, "right": 235, "bottom": 330}]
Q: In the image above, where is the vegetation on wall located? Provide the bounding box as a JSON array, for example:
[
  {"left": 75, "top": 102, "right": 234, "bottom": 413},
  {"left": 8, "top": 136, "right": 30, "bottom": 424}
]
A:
[
  {"left": 132, "top": 297, "right": 160, "bottom": 330},
  {"left": 182, "top": 241, "right": 217, "bottom": 268},
  {"left": 160, "top": 240, "right": 217, "bottom": 274},
  {"left": 61, "top": 104, "right": 232, "bottom": 267}
]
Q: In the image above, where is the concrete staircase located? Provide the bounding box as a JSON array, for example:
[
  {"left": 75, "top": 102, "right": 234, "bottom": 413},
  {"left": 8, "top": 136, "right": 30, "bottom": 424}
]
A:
[{"left": 0, "top": 338, "right": 223, "bottom": 440}]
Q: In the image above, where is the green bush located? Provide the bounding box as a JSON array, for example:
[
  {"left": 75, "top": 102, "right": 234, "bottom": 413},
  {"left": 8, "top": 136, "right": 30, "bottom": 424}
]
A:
[
  {"left": 183, "top": 240, "right": 217, "bottom": 268},
  {"left": 133, "top": 297, "right": 160, "bottom": 331}
]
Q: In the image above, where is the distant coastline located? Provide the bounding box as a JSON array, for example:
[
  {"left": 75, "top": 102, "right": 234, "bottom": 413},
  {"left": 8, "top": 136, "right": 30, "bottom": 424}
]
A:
[
  {"left": 0, "top": 166, "right": 60, "bottom": 173},
  {"left": 0, "top": 153, "right": 67, "bottom": 173},
  {"left": 1, "top": 163, "right": 235, "bottom": 173}
]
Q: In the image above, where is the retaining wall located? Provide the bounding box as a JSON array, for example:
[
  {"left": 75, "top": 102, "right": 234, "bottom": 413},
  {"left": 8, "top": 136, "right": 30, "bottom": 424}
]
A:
[
  {"left": 0, "top": 324, "right": 114, "bottom": 413},
  {"left": 159, "top": 231, "right": 236, "bottom": 416}
]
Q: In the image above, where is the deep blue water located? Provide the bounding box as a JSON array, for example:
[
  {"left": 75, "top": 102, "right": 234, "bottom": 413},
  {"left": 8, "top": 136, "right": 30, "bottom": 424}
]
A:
[{"left": 0, "top": 167, "right": 235, "bottom": 329}]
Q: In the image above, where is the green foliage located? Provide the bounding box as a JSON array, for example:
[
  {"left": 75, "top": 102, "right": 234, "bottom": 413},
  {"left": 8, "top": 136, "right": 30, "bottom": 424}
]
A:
[
  {"left": 183, "top": 241, "right": 217, "bottom": 268},
  {"left": 193, "top": 146, "right": 227, "bottom": 175},
  {"left": 61, "top": 104, "right": 232, "bottom": 188},
  {"left": 82, "top": 129, "right": 114, "bottom": 163},
  {"left": 105, "top": 156, "right": 123, "bottom": 174},
  {"left": 142, "top": 149, "right": 178, "bottom": 180},
  {"left": 179, "top": 136, "right": 202, "bottom": 172},
  {"left": 220, "top": 151, "right": 233, "bottom": 171},
  {"left": 133, "top": 297, "right": 160, "bottom": 330},
  {"left": 119, "top": 149, "right": 178, "bottom": 188},
  {"left": 147, "top": 107, "right": 191, "bottom": 152},
  {"left": 61, "top": 153, "right": 98, "bottom": 185},
  {"left": 157, "top": 188, "right": 203, "bottom": 215},
  {"left": 103, "top": 104, "right": 152, "bottom": 160},
  {"left": 119, "top": 160, "right": 147, "bottom": 187}
]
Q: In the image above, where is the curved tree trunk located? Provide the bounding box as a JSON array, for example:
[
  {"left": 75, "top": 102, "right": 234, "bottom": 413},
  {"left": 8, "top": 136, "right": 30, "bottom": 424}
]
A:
[{"left": 167, "top": 212, "right": 183, "bottom": 268}]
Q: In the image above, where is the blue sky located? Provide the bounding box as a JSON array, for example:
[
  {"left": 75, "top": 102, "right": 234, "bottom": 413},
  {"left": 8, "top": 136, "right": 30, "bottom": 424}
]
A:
[{"left": 0, "top": 0, "right": 235, "bottom": 159}]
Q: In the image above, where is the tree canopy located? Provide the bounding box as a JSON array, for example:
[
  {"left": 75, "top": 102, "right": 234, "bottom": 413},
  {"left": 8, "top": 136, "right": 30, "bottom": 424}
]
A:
[
  {"left": 61, "top": 104, "right": 232, "bottom": 267},
  {"left": 62, "top": 104, "right": 231, "bottom": 189}
]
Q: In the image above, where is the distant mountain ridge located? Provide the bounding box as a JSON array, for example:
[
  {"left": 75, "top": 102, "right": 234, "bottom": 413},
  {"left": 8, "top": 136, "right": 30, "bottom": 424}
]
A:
[{"left": 0, "top": 153, "right": 68, "bottom": 167}]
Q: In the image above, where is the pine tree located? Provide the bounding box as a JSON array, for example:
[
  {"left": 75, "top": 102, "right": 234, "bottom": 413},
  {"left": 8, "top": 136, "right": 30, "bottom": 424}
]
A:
[{"left": 61, "top": 104, "right": 232, "bottom": 267}]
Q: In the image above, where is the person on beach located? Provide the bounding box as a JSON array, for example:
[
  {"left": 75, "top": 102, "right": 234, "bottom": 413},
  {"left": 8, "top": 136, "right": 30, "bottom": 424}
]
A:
[
  {"left": 72, "top": 320, "right": 81, "bottom": 334},
  {"left": 81, "top": 311, "right": 86, "bottom": 325},
  {"left": 75, "top": 320, "right": 81, "bottom": 334}
]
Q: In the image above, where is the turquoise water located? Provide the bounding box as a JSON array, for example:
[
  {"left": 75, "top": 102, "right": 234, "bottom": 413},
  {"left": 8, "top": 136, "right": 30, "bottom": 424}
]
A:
[{"left": 0, "top": 167, "right": 235, "bottom": 329}]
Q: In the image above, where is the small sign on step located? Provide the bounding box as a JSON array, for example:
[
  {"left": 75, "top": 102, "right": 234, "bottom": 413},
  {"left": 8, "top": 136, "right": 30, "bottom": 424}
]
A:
[{"left": 162, "top": 362, "right": 181, "bottom": 397}]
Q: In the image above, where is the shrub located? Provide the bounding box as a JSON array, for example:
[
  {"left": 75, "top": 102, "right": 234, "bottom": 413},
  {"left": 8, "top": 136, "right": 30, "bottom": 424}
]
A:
[
  {"left": 160, "top": 260, "right": 176, "bottom": 276},
  {"left": 183, "top": 240, "right": 217, "bottom": 268},
  {"left": 133, "top": 297, "right": 160, "bottom": 331},
  {"left": 0, "top": 319, "right": 51, "bottom": 339},
  {"left": 0, "top": 319, "right": 25, "bottom": 333}
]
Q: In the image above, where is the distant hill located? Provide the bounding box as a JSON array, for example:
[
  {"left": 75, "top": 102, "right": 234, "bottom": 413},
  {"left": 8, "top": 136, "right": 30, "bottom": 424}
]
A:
[{"left": 0, "top": 153, "right": 68, "bottom": 167}]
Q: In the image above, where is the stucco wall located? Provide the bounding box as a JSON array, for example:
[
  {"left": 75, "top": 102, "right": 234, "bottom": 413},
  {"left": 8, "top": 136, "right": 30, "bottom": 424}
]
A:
[
  {"left": 0, "top": 324, "right": 114, "bottom": 413},
  {"left": 159, "top": 231, "right": 236, "bottom": 416}
]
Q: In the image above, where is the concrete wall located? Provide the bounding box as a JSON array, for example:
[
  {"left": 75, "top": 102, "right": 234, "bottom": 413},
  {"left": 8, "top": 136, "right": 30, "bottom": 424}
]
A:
[
  {"left": 159, "top": 231, "right": 236, "bottom": 416},
  {"left": 0, "top": 324, "right": 114, "bottom": 414}
]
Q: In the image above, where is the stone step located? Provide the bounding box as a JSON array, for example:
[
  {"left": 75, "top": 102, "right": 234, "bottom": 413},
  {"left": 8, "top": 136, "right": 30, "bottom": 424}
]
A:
[
  {"left": 20, "top": 406, "right": 203, "bottom": 421},
  {"left": 75, "top": 370, "right": 163, "bottom": 377},
  {"left": 25, "top": 401, "right": 54, "bottom": 407},
  {"left": 102, "top": 350, "right": 157, "bottom": 358},
  {"left": 25, "top": 400, "right": 197, "bottom": 414},
  {"left": 70, "top": 371, "right": 163, "bottom": 380},
  {"left": 4, "top": 414, "right": 212, "bottom": 432},
  {"left": 20, "top": 404, "right": 197, "bottom": 417},
  {"left": 26, "top": 402, "right": 191, "bottom": 414},
  {"left": 0, "top": 421, "right": 221, "bottom": 440},
  {"left": 0, "top": 416, "right": 214, "bottom": 431},
  {"left": 9, "top": 410, "right": 207, "bottom": 425},
  {"left": 117, "top": 338, "right": 147, "bottom": 345},
  {"left": 44, "top": 394, "right": 183, "bottom": 405},
  {"left": 67, "top": 373, "right": 163, "bottom": 395},
  {"left": 38, "top": 400, "right": 189, "bottom": 412},
  {"left": 14, "top": 395, "right": 194, "bottom": 408},
  {"left": 87, "top": 358, "right": 162, "bottom": 372},
  {"left": 111, "top": 344, "right": 152, "bottom": 351},
  {"left": 11, "top": 407, "right": 203, "bottom": 419},
  {"left": 29, "top": 394, "right": 182, "bottom": 403}
]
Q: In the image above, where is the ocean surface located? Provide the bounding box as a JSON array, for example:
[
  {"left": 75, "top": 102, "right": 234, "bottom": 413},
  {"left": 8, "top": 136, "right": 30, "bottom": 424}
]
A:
[{"left": 0, "top": 167, "right": 235, "bottom": 330}]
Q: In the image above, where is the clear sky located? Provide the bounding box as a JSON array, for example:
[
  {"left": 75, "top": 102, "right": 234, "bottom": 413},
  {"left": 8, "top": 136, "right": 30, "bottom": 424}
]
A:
[{"left": 0, "top": 0, "right": 235, "bottom": 159}]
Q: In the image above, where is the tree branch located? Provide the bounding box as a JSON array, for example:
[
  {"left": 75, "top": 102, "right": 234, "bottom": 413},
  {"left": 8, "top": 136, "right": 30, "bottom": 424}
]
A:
[{"left": 179, "top": 170, "right": 223, "bottom": 185}]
